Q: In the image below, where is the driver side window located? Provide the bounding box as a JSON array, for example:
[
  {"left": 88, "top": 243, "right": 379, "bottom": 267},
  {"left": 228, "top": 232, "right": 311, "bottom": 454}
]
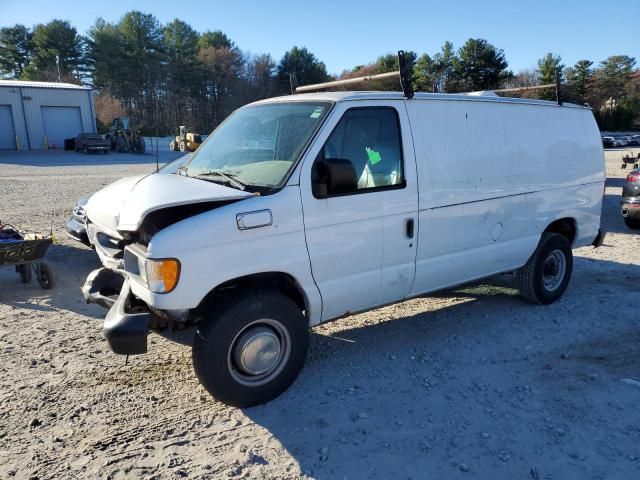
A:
[{"left": 321, "top": 107, "right": 404, "bottom": 194}]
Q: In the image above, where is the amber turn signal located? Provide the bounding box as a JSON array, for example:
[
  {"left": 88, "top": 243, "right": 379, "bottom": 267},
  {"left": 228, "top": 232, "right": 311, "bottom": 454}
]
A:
[{"left": 145, "top": 258, "right": 180, "bottom": 293}]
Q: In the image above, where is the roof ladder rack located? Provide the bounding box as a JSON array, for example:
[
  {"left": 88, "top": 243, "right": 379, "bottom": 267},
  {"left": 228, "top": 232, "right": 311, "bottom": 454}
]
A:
[
  {"left": 295, "top": 51, "right": 415, "bottom": 99},
  {"left": 470, "top": 68, "right": 563, "bottom": 105}
]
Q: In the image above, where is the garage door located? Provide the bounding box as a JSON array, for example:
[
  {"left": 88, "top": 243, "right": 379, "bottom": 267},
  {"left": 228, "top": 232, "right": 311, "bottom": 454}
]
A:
[
  {"left": 0, "top": 105, "right": 17, "bottom": 149},
  {"left": 41, "top": 106, "right": 83, "bottom": 149}
]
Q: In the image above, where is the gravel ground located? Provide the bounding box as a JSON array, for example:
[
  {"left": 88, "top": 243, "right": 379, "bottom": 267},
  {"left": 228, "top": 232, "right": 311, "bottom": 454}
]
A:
[{"left": 0, "top": 148, "right": 639, "bottom": 480}]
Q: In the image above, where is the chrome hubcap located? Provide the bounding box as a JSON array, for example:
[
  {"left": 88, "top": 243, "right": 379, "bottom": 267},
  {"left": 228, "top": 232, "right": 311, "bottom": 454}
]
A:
[
  {"left": 543, "top": 250, "right": 566, "bottom": 291},
  {"left": 228, "top": 319, "right": 291, "bottom": 387},
  {"left": 234, "top": 327, "right": 281, "bottom": 375}
]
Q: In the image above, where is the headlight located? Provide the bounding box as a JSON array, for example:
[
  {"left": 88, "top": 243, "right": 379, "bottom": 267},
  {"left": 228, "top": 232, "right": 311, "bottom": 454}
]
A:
[{"left": 143, "top": 258, "right": 180, "bottom": 293}]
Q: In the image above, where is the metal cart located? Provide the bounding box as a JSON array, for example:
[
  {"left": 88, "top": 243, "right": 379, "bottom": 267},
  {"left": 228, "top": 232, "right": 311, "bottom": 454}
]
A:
[
  {"left": 0, "top": 224, "right": 56, "bottom": 290},
  {"left": 621, "top": 152, "right": 640, "bottom": 170}
]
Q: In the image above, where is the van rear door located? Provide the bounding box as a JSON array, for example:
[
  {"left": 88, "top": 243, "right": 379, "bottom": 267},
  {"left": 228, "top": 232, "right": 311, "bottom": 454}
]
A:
[{"left": 299, "top": 100, "right": 418, "bottom": 320}]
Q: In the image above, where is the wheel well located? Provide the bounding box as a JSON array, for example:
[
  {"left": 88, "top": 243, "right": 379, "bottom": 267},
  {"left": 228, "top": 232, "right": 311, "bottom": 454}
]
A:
[
  {"left": 201, "top": 272, "right": 308, "bottom": 317},
  {"left": 544, "top": 218, "right": 576, "bottom": 245}
]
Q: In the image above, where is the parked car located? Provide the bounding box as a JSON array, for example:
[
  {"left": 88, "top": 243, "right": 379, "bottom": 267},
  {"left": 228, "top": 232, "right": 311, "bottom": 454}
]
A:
[
  {"left": 628, "top": 135, "right": 640, "bottom": 146},
  {"left": 75, "top": 133, "right": 111, "bottom": 154},
  {"left": 613, "top": 136, "right": 629, "bottom": 147},
  {"left": 602, "top": 136, "right": 616, "bottom": 148},
  {"left": 621, "top": 169, "right": 640, "bottom": 229},
  {"left": 66, "top": 155, "right": 192, "bottom": 247},
  {"left": 81, "top": 91, "right": 605, "bottom": 407}
]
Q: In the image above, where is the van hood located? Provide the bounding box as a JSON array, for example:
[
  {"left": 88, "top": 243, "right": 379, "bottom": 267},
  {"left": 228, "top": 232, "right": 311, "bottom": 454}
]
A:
[{"left": 86, "top": 173, "right": 253, "bottom": 234}]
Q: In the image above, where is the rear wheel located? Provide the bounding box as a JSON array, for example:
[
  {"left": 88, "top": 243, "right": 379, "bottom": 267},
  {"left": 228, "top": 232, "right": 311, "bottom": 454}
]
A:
[
  {"left": 517, "top": 233, "right": 573, "bottom": 304},
  {"left": 136, "top": 137, "right": 146, "bottom": 154},
  {"left": 624, "top": 217, "right": 640, "bottom": 229},
  {"left": 179, "top": 140, "right": 187, "bottom": 152},
  {"left": 193, "top": 289, "right": 309, "bottom": 407}
]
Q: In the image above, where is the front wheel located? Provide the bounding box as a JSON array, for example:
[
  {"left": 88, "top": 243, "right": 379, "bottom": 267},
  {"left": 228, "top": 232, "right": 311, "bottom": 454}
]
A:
[
  {"left": 517, "top": 233, "right": 573, "bottom": 304},
  {"left": 18, "top": 264, "right": 32, "bottom": 283},
  {"left": 115, "top": 137, "right": 127, "bottom": 153},
  {"left": 192, "top": 289, "right": 309, "bottom": 407}
]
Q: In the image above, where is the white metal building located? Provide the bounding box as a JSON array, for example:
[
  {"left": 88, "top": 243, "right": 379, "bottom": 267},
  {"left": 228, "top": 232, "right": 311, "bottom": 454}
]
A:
[{"left": 0, "top": 80, "right": 96, "bottom": 150}]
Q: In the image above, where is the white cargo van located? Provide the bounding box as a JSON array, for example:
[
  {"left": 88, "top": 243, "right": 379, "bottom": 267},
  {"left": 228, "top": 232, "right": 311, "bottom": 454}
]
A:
[{"left": 82, "top": 90, "right": 605, "bottom": 407}]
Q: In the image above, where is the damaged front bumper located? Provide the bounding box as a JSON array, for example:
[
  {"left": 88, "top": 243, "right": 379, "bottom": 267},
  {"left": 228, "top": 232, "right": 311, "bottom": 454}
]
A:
[
  {"left": 82, "top": 267, "right": 191, "bottom": 355},
  {"left": 82, "top": 268, "right": 149, "bottom": 355}
]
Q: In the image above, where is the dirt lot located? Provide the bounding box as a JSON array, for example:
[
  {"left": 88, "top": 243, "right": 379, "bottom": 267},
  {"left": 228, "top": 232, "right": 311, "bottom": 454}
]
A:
[{"left": 0, "top": 148, "right": 639, "bottom": 480}]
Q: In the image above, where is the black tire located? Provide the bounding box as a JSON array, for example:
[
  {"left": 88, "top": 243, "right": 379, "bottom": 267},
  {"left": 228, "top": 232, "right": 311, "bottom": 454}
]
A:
[
  {"left": 517, "top": 233, "right": 573, "bottom": 305},
  {"left": 624, "top": 217, "right": 640, "bottom": 229},
  {"left": 19, "top": 264, "right": 32, "bottom": 284},
  {"left": 115, "top": 137, "right": 127, "bottom": 153},
  {"left": 169, "top": 141, "right": 176, "bottom": 152},
  {"left": 193, "top": 289, "right": 309, "bottom": 407},
  {"left": 179, "top": 140, "right": 186, "bottom": 152},
  {"left": 36, "top": 262, "right": 56, "bottom": 290}
]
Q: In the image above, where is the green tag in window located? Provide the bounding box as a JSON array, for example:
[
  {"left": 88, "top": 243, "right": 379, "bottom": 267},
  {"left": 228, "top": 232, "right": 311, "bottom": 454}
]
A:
[{"left": 366, "top": 146, "right": 381, "bottom": 165}]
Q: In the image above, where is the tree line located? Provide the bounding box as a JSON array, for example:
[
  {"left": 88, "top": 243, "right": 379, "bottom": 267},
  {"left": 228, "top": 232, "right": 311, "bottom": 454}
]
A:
[{"left": 0, "top": 12, "right": 637, "bottom": 133}]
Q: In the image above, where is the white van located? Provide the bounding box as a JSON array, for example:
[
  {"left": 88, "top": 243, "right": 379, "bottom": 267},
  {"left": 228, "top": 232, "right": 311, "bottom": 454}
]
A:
[{"left": 82, "top": 91, "right": 605, "bottom": 407}]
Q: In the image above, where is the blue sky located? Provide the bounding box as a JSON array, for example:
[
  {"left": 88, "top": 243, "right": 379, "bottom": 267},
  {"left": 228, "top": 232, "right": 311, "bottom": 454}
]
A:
[{"left": 1, "top": 0, "right": 638, "bottom": 74}]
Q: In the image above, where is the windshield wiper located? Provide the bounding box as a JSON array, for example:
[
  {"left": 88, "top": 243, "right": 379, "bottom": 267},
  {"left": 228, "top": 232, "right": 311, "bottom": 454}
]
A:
[{"left": 195, "top": 170, "right": 246, "bottom": 191}]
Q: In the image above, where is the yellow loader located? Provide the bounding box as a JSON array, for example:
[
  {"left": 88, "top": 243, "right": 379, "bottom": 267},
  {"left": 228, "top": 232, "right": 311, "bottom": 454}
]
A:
[{"left": 169, "top": 126, "right": 202, "bottom": 153}]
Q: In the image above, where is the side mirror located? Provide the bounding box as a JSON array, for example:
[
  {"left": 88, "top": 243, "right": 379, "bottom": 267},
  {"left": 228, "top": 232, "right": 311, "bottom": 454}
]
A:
[{"left": 312, "top": 157, "right": 357, "bottom": 198}]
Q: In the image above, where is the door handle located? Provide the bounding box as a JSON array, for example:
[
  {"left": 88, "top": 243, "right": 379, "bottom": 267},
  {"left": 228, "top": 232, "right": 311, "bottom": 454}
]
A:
[{"left": 405, "top": 218, "right": 415, "bottom": 239}]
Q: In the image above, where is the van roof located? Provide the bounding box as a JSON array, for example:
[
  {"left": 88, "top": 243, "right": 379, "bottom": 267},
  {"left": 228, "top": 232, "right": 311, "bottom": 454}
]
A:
[
  {"left": 252, "top": 91, "right": 589, "bottom": 110},
  {"left": 0, "top": 79, "right": 90, "bottom": 90}
]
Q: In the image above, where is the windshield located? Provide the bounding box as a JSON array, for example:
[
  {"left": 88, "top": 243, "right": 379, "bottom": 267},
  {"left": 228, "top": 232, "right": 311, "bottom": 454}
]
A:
[{"left": 183, "top": 102, "right": 331, "bottom": 190}]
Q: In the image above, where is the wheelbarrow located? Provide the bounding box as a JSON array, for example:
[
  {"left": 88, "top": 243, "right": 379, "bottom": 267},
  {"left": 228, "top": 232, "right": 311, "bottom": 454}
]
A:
[
  {"left": 0, "top": 223, "right": 56, "bottom": 290},
  {"left": 621, "top": 151, "right": 640, "bottom": 170}
]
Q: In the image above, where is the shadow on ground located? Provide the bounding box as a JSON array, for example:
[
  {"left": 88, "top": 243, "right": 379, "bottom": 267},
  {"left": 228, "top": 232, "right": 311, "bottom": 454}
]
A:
[
  {"left": 0, "top": 242, "right": 101, "bottom": 313},
  {"left": 238, "top": 257, "right": 640, "bottom": 479}
]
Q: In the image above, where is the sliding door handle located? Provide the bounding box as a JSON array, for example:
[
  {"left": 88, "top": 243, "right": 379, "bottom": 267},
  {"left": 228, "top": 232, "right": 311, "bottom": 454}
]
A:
[{"left": 405, "top": 218, "right": 415, "bottom": 239}]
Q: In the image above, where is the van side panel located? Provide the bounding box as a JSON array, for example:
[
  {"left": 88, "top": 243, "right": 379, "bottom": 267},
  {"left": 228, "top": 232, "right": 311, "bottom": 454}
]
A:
[
  {"left": 411, "top": 182, "right": 602, "bottom": 294},
  {"left": 405, "top": 99, "right": 604, "bottom": 296}
]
